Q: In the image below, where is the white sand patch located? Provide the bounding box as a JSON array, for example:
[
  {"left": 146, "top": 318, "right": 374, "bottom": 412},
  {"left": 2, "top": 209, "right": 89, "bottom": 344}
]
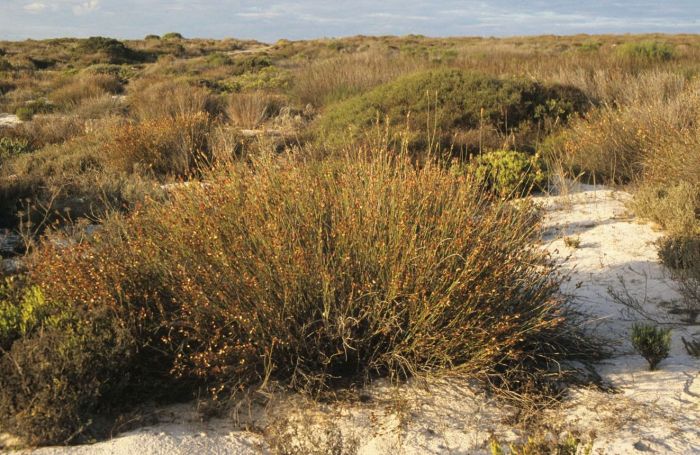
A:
[
  {"left": 0, "top": 114, "right": 22, "bottom": 128},
  {"left": 14, "top": 185, "right": 700, "bottom": 454}
]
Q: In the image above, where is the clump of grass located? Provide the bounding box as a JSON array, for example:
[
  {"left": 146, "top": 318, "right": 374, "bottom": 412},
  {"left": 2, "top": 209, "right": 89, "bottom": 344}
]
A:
[
  {"left": 50, "top": 74, "right": 123, "bottom": 110},
  {"left": 563, "top": 236, "right": 581, "bottom": 249},
  {"left": 291, "top": 50, "right": 427, "bottom": 107},
  {"left": 104, "top": 112, "right": 215, "bottom": 178},
  {"left": 490, "top": 432, "right": 591, "bottom": 455},
  {"left": 630, "top": 323, "right": 671, "bottom": 370},
  {"left": 127, "top": 80, "right": 223, "bottom": 121},
  {"left": 226, "top": 92, "right": 282, "bottom": 129}
]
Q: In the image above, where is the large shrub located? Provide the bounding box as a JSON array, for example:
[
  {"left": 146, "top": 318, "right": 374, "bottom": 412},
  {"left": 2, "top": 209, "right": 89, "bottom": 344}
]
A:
[
  {"left": 317, "top": 69, "right": 587, "bottom": 152},
  {"left": 77, "top": 37, "right": 146, "bottom": 64}
]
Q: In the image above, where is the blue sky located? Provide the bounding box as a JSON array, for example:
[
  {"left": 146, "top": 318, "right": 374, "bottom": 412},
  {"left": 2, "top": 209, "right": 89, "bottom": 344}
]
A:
[{"left": 1, "top": 1, "right": 699, "bottom": 41}]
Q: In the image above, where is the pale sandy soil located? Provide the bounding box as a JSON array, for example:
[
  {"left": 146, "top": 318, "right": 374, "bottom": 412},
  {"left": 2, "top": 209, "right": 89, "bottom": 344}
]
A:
[
  {"left": 0, "top": 114, "right": 21, "bottom": 128},
  {"left": 13, "top": 184, "right": 700, "bottom": 454}
]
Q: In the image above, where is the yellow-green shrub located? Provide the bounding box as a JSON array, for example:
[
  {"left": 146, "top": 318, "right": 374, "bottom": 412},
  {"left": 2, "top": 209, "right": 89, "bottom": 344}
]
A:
[{"left": 472, "top": 150, "right": 546, "bottom": 197}]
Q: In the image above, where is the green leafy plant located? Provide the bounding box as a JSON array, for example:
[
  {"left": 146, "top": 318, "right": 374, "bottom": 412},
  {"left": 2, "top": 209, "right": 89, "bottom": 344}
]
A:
[
  {"left": 630, "top": 323, "right": 672, "bottom": 370},
  {"left": 0, "top": 279, "right": 55, "bottom": 349},
  {"left": 472, "top": 150, "right": 546, "bottom": 197}
]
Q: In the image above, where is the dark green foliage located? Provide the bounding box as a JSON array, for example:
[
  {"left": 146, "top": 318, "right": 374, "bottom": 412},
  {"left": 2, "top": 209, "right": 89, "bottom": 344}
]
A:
[
  {"left": 144, "top": 34, "right": 161, "bottom": 41},
  {"left": 318, "top": 69, "right": 587, "bottom": 151},
  {"left": 630, "top": 323, "right": 671, "bottom": 370},
  {"left": 0, "top": 309, "right": 138, "bottom": 445},
  {"left": 77, "top": 37, "right": 146, "bottom": 64},
  {"left": 162, "top": 32, "right": 184, "bottom": 40},
  {"left": 0, "top": 80, "right": 15, "bottom": 95},
  {"left": 0, "top": 58, "right": 13, "bottom": 71}
]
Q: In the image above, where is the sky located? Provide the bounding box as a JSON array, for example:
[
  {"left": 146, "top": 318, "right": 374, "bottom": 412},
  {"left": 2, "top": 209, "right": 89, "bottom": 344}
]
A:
[{"left": 1, "top": 1, "right": 699, "bottom": 42}]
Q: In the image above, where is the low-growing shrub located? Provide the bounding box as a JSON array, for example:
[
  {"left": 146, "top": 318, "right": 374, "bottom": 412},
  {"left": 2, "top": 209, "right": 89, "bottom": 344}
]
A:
[
  {"left": 162, "top": 32, "right": 184, "bottom": 40},
  {"left": 0, "top": 137, "right": 31, "bottom": 164},
  {"left": 658, "top": 234, "right": 700, "bottom": 322},
  {"left": 618, "top": 41, "right": 675, "bottom": 63},
  {"left": 630, "top": 323, "right": 671, "bottom": 370},
  {"left": 318, "top": 69, "right": 586, "bottom": 152},
  {"left": 471, "top": 150, "right": 546, "bottom": 197},
  {"left": 15, "top": 99, "right": 54, "bottom": 121},
  {"left": 630, "top": 182, "right": 699, "bottom": 234},
  {"left": 0, "top": 307, "right": 141, "bottom": 445},
  {"left": 659, "top": 235, "right": 700, "bottom": 270},
  {"left": 51, "top": 74, "right": 123, "bottom": 109},
  {"left": 77, "top": 37, "right": 145, "bottom": 64}
]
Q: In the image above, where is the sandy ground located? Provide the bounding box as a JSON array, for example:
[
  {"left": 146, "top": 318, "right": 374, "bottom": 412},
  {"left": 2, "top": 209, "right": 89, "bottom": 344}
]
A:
[
  {"left": 0, "top": 114, "right": 21, "bottom": 128},
  {"left": 12, "top": 184, "right": 700, "bottom": 454}
]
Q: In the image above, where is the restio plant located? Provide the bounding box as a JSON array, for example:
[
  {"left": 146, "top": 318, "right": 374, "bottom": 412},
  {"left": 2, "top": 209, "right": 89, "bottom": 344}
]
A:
[
  {"left": 630, "top": 323, "right": 672, "bottom": 370},
  {"left": 0, "top": 150, "right": 598, "bottom": 444}
]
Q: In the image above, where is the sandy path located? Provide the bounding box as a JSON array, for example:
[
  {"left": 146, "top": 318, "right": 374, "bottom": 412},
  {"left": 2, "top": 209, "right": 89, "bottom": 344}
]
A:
[{"left": 14, "top": 185, "right": 700, "bottom": 454}]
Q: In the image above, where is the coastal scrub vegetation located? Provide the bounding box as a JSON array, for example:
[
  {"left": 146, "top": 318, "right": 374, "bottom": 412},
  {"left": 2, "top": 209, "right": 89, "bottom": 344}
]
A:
[{"left": 0, "top": 33, "right": 698, "bottom": 446}]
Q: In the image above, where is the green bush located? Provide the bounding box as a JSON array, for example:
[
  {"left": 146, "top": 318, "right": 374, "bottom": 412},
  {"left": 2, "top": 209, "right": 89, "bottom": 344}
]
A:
[
  {"left": 77, "top": 37, "right": 145, "bottom": 64},
  {"left": 206, "top": 52, "right": 232, "bottom": 66},
  {"left": 618, "top": 41, "right": 675, "bottom": 62},
  {"left": 144, "top": 34, "right": 161, "bottom": 41},
  {"left": 472, "top": 150, "right": 546, "bottom": 197},
  {"left": 162, "top": 32, "right": 184, "bottom": 40},
  {"left": 0, "top": 308, "right": 140, "bottom": 445},
  {"left": 0, "top": 137, "right": 31, "bottom": 164},
  {"left": 317, "top": 69, "right": 586, "bottom": 151},
  {"left": 630, "top": 323, "right": 671, "bottom": 370},
  {"left": 14, "top": 99, "right": 55, "bottom": 121}
]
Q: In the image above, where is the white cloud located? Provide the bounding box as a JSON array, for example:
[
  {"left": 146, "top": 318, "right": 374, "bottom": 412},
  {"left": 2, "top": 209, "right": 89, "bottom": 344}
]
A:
[
  {"left": 72, "top": 0, "right": 100, "bottom": 15},
  {"left": 23, "top": 2, "right": 48, "bottom": 13}
]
